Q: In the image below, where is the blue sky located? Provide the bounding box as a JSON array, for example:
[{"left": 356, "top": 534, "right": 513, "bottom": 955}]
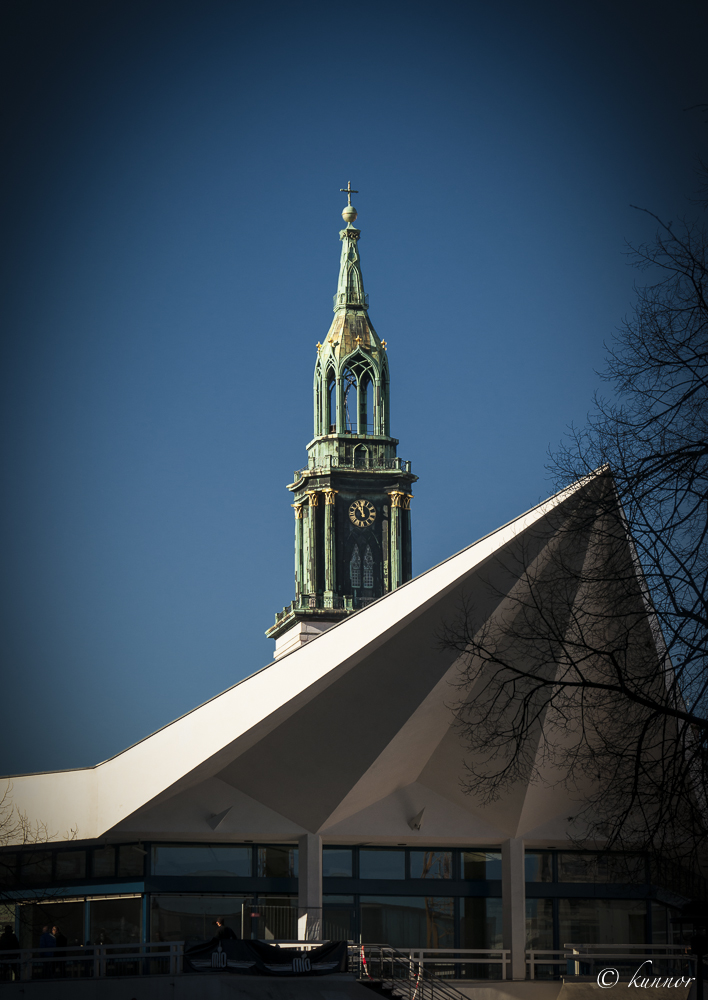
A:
[{"left": 1, "top": 0, "right": 706, "bottom": 774}]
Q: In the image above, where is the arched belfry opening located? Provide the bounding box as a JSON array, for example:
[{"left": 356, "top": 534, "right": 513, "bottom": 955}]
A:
[
  {"left": 267, "top": 189, "right": 417, "bottom": 657},
  {"left": 359, "top": 372, "right": 373, "bottom": 434},
  {"left": 327, "top": 371, "right": 337, "bottom": 433},
  {"left": 342, "top": 368, "right": 357, "bottom": 432}
]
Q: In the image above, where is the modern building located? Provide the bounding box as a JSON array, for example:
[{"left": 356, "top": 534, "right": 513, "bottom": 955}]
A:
[{"left": 0, "top": 196, "right": 691, "bottom": 978}]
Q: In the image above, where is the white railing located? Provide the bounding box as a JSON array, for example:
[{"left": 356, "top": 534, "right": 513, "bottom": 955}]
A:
[
  {"left": 0, "top": 941, "right": 184, "bottom": 982},
  {"left": 527, "top": 943, "right": 695, "bottom": 980},
  {"left": 402, "top": 947, "right": 511, "bottom": 980},
  {"left": 360, "top": 945, "right": 510, "bottom": 980}
]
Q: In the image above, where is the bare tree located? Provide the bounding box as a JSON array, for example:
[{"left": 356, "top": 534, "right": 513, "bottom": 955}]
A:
[
  {"left": 442, "top": 166, "right": 708, "bottom": 882},
  {"left": 0, "top": 782, "right": 78, "bottom": 924}
]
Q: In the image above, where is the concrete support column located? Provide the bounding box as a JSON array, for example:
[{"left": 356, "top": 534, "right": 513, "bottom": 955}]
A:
[
  {"left": 294, "top": 505, "right": 304, "bottom": 597},
  {"left": 502, "top": 837, "right": 526, "bottom": 980},
  {"left": 297, "top": 833, "right": 322, "bottom": 941},
  {"left": 324, "top": 490, "right": 336, "bottom": 594},
  {"left": 389, "top": 494, "right": 402, "bottom": 590}
]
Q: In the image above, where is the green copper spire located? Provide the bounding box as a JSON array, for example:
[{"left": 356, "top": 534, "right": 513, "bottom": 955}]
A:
[
  {"left": 266, "top": 187, "right": 417, "bottom": 656},
  {"left": 334, "top": 182, "right": 368, "bottom": 312}
]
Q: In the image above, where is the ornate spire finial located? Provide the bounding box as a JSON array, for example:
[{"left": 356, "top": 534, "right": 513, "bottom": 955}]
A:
[{"left": 340, "top": 181, "right": 358, "bottom": 224}]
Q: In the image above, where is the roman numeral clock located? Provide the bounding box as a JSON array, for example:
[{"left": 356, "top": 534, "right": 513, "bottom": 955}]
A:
[{"left": 267, "top": 186, "right": 416, "bottom": 654}]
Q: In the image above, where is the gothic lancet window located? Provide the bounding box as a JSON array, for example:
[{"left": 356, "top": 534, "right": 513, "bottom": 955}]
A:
[
  {"left": 350, "top": 546, "right": 361, "bottom": 588},
  {"left": 359, "top": 374, "right": 373, "bottom": 434},
  {"left": 363, "top": 546, "right": 374, "bottom": 589},
  {"left": 327, "top": 374, "right": 337, "bottom": 433},
  {"left": 343, "top": 368, "right": 357, "bottom": 431}
]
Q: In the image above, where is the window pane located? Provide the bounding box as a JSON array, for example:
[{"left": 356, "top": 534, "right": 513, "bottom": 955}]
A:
[
  {"left": 56, "top": 851, "right": 86, "bottom": 880},
  {"left": 151, "top": 894, "right": 249, "bottom": 946},
  {"left": 410, "top": 851, "right": 452, "bottom": 879},
  {"left": 525, "top": 851, "right": 553, "bottom": 882},
  {"left": 322, "top": 848, "right": 352, "bottom": 878},
  {"left": 462, "top": 851, "right": 501, "bottom": 880},
  {"left": 460, "top": 897, "right": 503, "bottom": 979},
  {"left": 92, "top": 847, "right": 115, "bottom": 878},
  {"left": 558, "top": 854, "right": 644, "bottom": 883},
  {"left": 526, "top": 898, "right": 554, "bottom": 948},
  {"left": 257, "top": 846, "right": 298, "bottom": 878},
  {"left": 559, "top": 898, "right": 646, "bottom": 945},
  {"left": 20, "top": 851, "right": 53, "bottom": 884},
  {"left": 323, "top": 895, "right": 355, "bottom": 941},
  {"left": 117, "top": 845, "right": 145, "bottom": 877},
  {"left": 359, "top": 850, "right": 405, "bottom": 880},
  {"left": 651, "top": 902, "right": 680, "bottom": 945},
  {"left": 361, "top": 896, "right": 454, "bottom": 948},
  {"left": 18, "top": 900, "right": 85, "bottom": 949},
  {"left": 461, "top": 897, "right": 503, "bottom": 948},
  {"left": 153, "top": 846, "right": 251, "bottom": 877},
  {"left": 89, "top": 897, "right": 141, "bottom": 945},
  {"left": 0, "top": 853, "right": 18, "bottom": 887}
]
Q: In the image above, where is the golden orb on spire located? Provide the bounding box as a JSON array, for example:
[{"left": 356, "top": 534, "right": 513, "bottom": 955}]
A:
[{"left": 342, "top": 204, "right": 358, "bottom": 223}]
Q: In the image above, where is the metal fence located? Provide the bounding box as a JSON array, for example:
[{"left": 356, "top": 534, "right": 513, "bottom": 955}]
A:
[
  {"left": 0, "top": 941, "right": 184, "bottom": 983},
  {"left": 526, "top": 943, "right": 695, "bottom": 980}
]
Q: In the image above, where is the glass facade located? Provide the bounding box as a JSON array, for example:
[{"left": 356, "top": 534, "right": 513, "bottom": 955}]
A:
[
  {"left": 361, "top": 896, "right": 454, "bottom": 948},
  {"left": 89, "top": 897, "right": 142, "bottom": 945},
  {"left": 410, "top": 851, "right": 452, "bottom": 879},
  {"left": 525, "top": 851, "right": 553, "bottom": 882},
  {"left": 359, "top": 849, "right": 405, "bottom": 880},
  {"left": 462, "top": 852, "right": 502, "bottom": 880},
  {"left": 557, "top": 853, "right": 645, "bottom": 883},
  {"left": 152, "top": 845, "right": 251, "bottom": 877},
  {"left": 526, "top": 897, "right": 554, "bottom": 951},
  {"left": 257, "top": 846, "right": 298, "bottom": 878},
  {"left": 1, "top": 842, "right": 687, "bottom": 963},
  {"left": 558, "top": 898, "right": 646, "bottom": 945},
  {"left": 19, "top": 900, "right": 85, "bottom": 948},
  {"left": 151, "top": 894, "right": 251, "bottom": 944},
  {"left": 322, "top": 848, "right": 353, "bottom": 877}
]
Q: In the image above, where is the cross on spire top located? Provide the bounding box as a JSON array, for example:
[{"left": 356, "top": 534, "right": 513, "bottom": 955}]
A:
[{"left": 340, "top": 181, "right": 358, "bottom": 206}]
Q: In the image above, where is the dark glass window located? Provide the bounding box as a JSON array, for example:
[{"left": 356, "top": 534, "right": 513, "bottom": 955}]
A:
[
  {"left": 526, "top": 898, "right": 554, "bottom": 948},
  {"left": 462, "top": 851, "right": 501, "bottom": 880},
  {"left": 0, "top": 853, "right": 18, "bottom": 887},
  {"left": 117, "top": 845, "right": 145, "bottom": 877},
  {"left": 559, "top": 898, "right": 646, "bottom": 944},
  {"left": 460, "top": 897, "right": 503, "bottom": 979},
  {"left": 151, "top": 894, "right": 250, "bottom": 945},
  {"left": 20, "top": 851, "right": 52, "bottom": 884},
  {"left": 152, "top": 845, "right": 251, "bottom": 877},
  {"left": 361, "top": 896, "right": 454, "bottom": 948},
  {"left": 257, "top": 846, "right": 298, "bottom": 878},
  {"left": 558, "top": 853, "right": 645, "bottom": 883},
  {"left": 322, "top": 848, "right": 352, "bottom": 877},
  {"left": 323, "top": 895, "right": 355, "bottom": 941},
  {"left": 90, "top": 896, "right": 141, "bottom": 945},
  {"left": 55, "top": 851, "right": 86, "bottom": 880},
  {"left": 525, "top": 851, "right": 553, "bottom": 882},
  {"left": 92, "top": 847, "right": 115, "bottom": 878},
  {"left": 359, "top": 849, "right": 405, "bottom": 880},
  {"left": 18, "top": 899, "right": 84, "bottom": 949},
  {"left": 410, "top": 851, "right": 452, "bottom": 879}
]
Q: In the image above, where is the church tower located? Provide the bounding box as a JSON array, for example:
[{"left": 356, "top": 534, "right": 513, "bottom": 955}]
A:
[{"left": 267, "top": 186, "right": 417, "bottom": 657}]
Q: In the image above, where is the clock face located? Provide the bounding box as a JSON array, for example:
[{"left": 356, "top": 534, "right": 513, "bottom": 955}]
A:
[{"left": 349, "top": 499, "right": 376, "bottom": 528}]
